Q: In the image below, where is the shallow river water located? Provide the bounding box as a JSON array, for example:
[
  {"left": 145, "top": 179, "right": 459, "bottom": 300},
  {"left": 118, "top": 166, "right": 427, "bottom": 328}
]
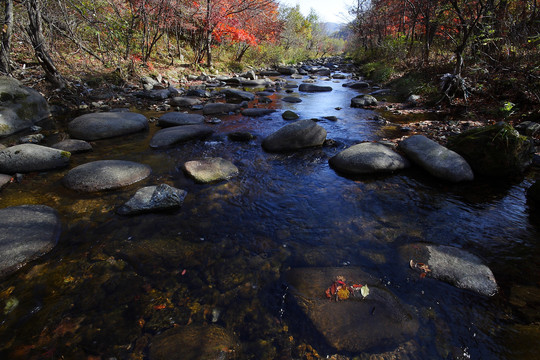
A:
[{"left": 1, "top": 75, "right": 539, "bottom": 359}]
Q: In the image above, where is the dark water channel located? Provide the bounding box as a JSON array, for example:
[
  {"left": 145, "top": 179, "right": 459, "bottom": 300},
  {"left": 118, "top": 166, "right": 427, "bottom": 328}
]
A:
[{"left": 1, "top": 75, "right": 540, "bottom": 359}]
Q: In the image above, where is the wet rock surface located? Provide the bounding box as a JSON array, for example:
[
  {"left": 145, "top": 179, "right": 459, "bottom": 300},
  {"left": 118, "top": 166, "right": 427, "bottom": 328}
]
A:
[
  {"left": 262, "top": 120, "right": 327, "bottom": 152},
  {"left": 240, "top": 108, "right": 276, "bottom": 117},
  {"left": 68, "top": 112, "right": 149, "bottom": 141},
  {"left": 299, "top": 83, "right": 333, "bottom": 92},
  {"left": 351, "top": 94, "right": 378, "bottom": 108},
  {"left": 401, "top": 243, "right": 498, "bottom": 296},
  {"left": 62, "top": 160, "right": 151, "bottom": 192},
  {"left": 330, "top": 142, "right": 410, "bottom": 175},
  {"left": 0, "top": 144, "right": 71, "bottom": 173},
  {"left": 183, "top": 157, "right": 239, "bottom": 183},
  {"left": 51, "top": 139, "right": 93, "bottom": 153},
  {"left": 285, "top": 267, "right": 419, "bottom": 353},
  {"left": 149, "top": 325, "right": 238, "bottom": 360},
  {"left": 150, "top": 125, "right": 214, "bottom": 148},
  {"left": 202, "top": 102, "right": 243, "bottom": 115},
  {"left": 157, "top": 112, "right": 205, "bottom": 127},
  {"left": 0, "top": 205, "right": 61, "bottom": 276},
  {"left": 117, "top": 184, "right": 187, "bottom": 215},
  {"left": 399, "top": 135, "right": 474, "bottom": 182}
]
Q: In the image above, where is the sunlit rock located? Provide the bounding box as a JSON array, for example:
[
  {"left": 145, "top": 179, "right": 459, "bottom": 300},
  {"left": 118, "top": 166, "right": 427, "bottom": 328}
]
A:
[
  {"left": 330, "top": 142, "right": 410, "bottom": 175},
  {"left": 399, "top": 135, "right": 474, "bottom": 182},
  {"left": 62, "top": 160, "right": 151, "bottom": 192},
  {"left": 0, "top": 144, "right": 70, "bottom": 173},
  {"left": 183, "top": 157, "right": 239, "bottom": 183},
  {"left": 351, "top": 94, "right": 377, "bottom": 108},
  {"left": 262, "top": 119, "right": 326, "bottom": 152},
  {"left": 299, "top": 83, "right": 332, "bottom": 92},
  {"left": 68, "top": 111, "right": 148, "bottom": 141},
  {"left": 117, "top": 184, "right": 187, "bottom": 215}
]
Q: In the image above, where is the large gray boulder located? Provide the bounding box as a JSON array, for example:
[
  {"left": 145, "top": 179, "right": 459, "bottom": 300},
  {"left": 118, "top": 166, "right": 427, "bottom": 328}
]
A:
[
  {"left": 202, "top": 103, "right": 243, "bottom": 115},
  {"left": 0, "top": 205, "right": 61, "bottom": 277},
  {"left": 169, "top": 96, "right": 203, "bottom": 107},
  {"left": 330, "top": 142, "right": 410, "bottom": 175},
  {"left": 446, "top": 122, "right": 535, "bottom": 177},
  {"left": 218, "top": 88, "right": 255, "bottom": 101},
  {"left": 0, "top": 77, "right": 51, "bottom": 137},
  {"left": 62, "top": 160, "right": 151, "bottom": 192},
  {"left": 183, "top": 157, "right": 239, "bottom": 183},
  {"left": 157, "top": 112, "right": 205, "bottom": 127},
  {"left": 117, "top": 184, "right": 187, "bottom": 215},
  {"left": 351, "top": 94, "right": 378, "bottom": 108},
  {"left": 398, "top": 135, "right": 474, "bottom": 182},
  {"left": 401, "top": 243, "right": 498, "bottom": 296},
  {"left": 299, "top": 83, "right": 332, "bottom": 92},
  {"left": 150, "top": 125, "right": 214, "bottom": 148},
  {"left": 0, "top": 144, "right": 70, "bottom": 173},
  {"left": 262, "top": 120, "right": 327, "bottom": 152},
  {"left": 0, "top": 174, "right": 11, "bottom": 190},
  {"left": 285, "top": 267, "right": 419, "bottom": 352},
  {"left": 68, "top": 112, "right": 148, "bottom": 141}
]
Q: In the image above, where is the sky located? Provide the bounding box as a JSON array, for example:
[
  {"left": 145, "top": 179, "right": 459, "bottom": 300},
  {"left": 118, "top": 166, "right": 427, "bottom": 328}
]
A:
[{"left": 279, "top": 0, "right": 353, "bottom": 24}]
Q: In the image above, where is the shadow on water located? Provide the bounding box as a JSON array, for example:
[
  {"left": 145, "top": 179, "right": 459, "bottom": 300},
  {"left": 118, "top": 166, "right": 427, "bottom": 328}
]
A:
[{"left": 0, "top": 73, "right": 539, "bottom": 359}]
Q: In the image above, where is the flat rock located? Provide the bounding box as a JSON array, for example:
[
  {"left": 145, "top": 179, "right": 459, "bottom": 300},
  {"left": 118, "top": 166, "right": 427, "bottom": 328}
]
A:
[
  {"left": 285, "top": 267, "right": 419, "bottom": 352},
  {"left": 262, "top": 120, "right": 326, "bottom": 152},
  {"left": 202, "top": 103, "right": 242, "bottom": 115},
  {"left": 51, "top": 139, "right": 93, "bottom": 153},
  {"left": 0, "top": 144, "right": 70, "bottom": 173},
  {"left": 401, "top": 243, "right": 498, "bottom": 296},
  {"left": 150, "top": 125, "right": 214, "bottom": 148},
  {"left": 62, "top": 160, "right": 151, "bottom": 192},
  {"left": 299, "top": 83, "right": 333, "bottom": 92},
  {"left": 68, "top": 112, "right": 148, "bottom": 141},
  {"left": 0, "top": 77, "right": 51, "bottom": 137},
  {"left": 149, "top": 325, "right": 237, "bottom": 360},
  {"left": 344, "top": 81, "right": 369, "bottom": 89},
  {"left": 157, "top": 112, "right": 205, "bottom": 127},
  {"left": 241, "top": 78, "right": 275, "bottom": 87},
  {"left": 169, "top": 97, "right": 203, "bottom": 107},
  {"left": 241, "top": 108, "right": 276, "bottom": 117},
  {"left": 117, "top": 184, "right": 187, "bottom": 215},
  {"left": 0, "top": 205, "right": 61, "bottom": 277},
  {"left": 0, "top": 173, "right": 11, "bottom": 189},
  {"left": 218, "top": 88, "right": 255, "bottom": 101},
  {"left": 183, "top": 157, "right": 239, "bottom": 183},
  {"left": 398, "top": 135, "right": 474, "bottom": 182},
  {"left": 282, "top": 96, "right": 302, "bottom": 103},
  {"left": 330, "top": 142, "right": 410, "bottom": 175}
]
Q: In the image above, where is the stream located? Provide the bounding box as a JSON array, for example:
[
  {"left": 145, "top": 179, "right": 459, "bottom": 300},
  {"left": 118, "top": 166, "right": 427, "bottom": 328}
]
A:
[{"left": 1, "top": 72, "right": 539, "bottom": 359}]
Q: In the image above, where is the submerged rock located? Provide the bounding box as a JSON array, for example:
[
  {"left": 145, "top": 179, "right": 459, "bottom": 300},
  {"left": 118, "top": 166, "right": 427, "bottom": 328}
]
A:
[
  {"left": 150, "top": 125, "right": 214, "bottom": 148},
  {"left": 0, "top": 144, "right": 70, "bottom": 173},
  {"left": 228, "top": 132, "right": 255, "bottom": 142},
  {"left": 117, "top": 184, "right": 187, "bottom": 215},
  {"left": 282, "top": 96, "right": 302, "bottom": 103},
  {"left": 183, "top": 157, "right": 239, "bottom": 183},
  {"left": 149, "top": 325, "right": 238, "bottom": 360},
  {"left": 330, "top": 142, "right": 410, "bottom": 175},
  {"left": 398, "top": 135, "right": 474, "bottom": 182},
  {"left": 158, "top": 112, "right": 205, "bottom": 127},
  {"left": 285, "top": 267, "right": 419, "bottom": 352},
  {"left": 402, "top": 243, "right": 498, "bottom": 296},
  {"left": 52, "top": 139, "right": 93, "bottom": 153},
  {"left": 0, "top": 77, "right": 51, "bottom": 137},
  {"left": 62, "top": 160, "right": 151, "bottom": 192},
  {"left": 447, "top": 122, "right": 535, "bottom": 177},
  {"left": 0, "top": 205, "right": 61, "bottom": 277},
  {"left": 68, "top": 112, "right": 149, "bottom": 141},
  {"left": 281, "top": 110, "right": 299, "bottom": 120},
  {"left": 241, "top": 108, "right": 276, "bottom": 117},
  {"left": 262, "top": 120, "right": 327, "bottom": 152}
]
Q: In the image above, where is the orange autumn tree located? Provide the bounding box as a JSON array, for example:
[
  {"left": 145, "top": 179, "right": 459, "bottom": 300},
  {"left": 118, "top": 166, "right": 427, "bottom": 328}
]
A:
[{"left": 184, "top": 0, "right": 279, "bottom": 67}]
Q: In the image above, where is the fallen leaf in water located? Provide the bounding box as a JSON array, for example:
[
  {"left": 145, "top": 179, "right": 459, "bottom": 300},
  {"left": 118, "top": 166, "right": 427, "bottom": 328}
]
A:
[
  {"left": 0, "top": 286, "right": 15, "bottom": 299},
  {"left": 337, "top": 287, "right": 350, "bottom": 300},
  {"left": 4, "top": 297, "right": 19, "bottom": 314},
  {"left": 361, "top": 284, "right": 370, "bottom": 298},
  {"left": 153, "top": 304, "right": 166, "bottom": 310}
]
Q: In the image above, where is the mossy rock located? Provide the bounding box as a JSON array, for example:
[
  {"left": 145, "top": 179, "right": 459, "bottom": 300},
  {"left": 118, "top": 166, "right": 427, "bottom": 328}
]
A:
[{"left": 447, "top": 122, "right": 535, "bottom": 177}]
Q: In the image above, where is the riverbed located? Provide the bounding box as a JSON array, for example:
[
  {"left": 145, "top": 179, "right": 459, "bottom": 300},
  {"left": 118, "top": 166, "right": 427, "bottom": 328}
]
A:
[{"left": 1, "top": 73, "right": 539, "bottom": 359}]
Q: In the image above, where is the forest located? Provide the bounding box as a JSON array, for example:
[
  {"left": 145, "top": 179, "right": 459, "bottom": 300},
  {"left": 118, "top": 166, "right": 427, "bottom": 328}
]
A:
[{"left": 0, "top": 0, "right": 539, "bottom": 117}]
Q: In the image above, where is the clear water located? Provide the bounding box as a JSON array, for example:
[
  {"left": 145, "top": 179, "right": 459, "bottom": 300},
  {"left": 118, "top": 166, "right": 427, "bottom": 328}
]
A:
[{"left": 0, "top": 76, "right": 539, "bottom": 359}]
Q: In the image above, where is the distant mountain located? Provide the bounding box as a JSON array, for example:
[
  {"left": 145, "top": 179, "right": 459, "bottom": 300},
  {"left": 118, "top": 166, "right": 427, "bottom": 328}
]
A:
[{"left": 323, "top": 22, "right": 343, "bottom": 35}]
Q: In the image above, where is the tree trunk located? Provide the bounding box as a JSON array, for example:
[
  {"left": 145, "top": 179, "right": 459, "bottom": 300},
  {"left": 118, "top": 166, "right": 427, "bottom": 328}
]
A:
[
  {"left": 24, "top": 0, "right": 66, "bottom": 88},
  {"left": 205, "top": 0, "right": 212, "bottom": 67},
  {"left": 0, "top": 0, "right": 13, "bottom": 75}
]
